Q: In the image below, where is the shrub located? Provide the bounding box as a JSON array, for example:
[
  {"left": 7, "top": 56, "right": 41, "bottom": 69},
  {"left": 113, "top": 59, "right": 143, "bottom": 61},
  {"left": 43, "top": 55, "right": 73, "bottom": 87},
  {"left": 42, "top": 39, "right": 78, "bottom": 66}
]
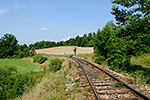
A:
[
  {"left": 6, "top": 56, "right": 13, "bottom": 59},
  {"left": 12, "top": 55, "right": 17, "bottom": 58},
  {"left": 0, "top": 67, "right": 45, "bottom": 99},
  {"left": 18, "top": 52, "right": 24, "bottom": 58},
  {"left": 69, "top": 55, "right": 73, "bottom": 57},
  {"left": 114, "top": 82, "right": 123, "bottom": 87},
  {"left": 49, "top": 58, "right": 64, "bottom": 72},
  {"left": 33, "top": 54, "right": 48, "bottom": 64}
]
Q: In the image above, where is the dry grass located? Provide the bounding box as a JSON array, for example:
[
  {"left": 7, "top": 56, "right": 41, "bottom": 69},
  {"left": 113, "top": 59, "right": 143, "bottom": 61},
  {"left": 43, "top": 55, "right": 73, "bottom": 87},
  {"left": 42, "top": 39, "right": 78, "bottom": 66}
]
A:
[
  {"left": 35, "top": 46, "right": 93, "bottom": 55},
  {"left": 131, "top": 53, "right": 150, "bottom": 69},
  {"left": 20, "top": 58, "right": 87, "bottom": 100}
]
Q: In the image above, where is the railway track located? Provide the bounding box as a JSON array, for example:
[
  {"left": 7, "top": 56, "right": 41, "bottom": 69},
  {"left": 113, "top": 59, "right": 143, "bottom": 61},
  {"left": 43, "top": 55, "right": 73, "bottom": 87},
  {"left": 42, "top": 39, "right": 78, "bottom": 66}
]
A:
[{"left": 68, "top": 56, "right": 150, "bottom": 100}]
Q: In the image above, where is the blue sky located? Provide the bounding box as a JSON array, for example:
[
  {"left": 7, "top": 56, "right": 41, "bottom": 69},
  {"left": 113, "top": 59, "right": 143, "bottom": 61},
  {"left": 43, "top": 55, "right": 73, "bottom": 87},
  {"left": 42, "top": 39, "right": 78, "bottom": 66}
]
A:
[{"left": 0, "top": 0, "right": 115, "bottom": 45}]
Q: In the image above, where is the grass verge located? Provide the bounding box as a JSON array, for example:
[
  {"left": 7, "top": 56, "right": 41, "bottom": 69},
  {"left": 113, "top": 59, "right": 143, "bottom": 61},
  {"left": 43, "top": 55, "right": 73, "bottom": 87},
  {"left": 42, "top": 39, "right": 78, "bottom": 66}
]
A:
[{"left": 20, "top": 57, "right": 87, "bottom": 100}]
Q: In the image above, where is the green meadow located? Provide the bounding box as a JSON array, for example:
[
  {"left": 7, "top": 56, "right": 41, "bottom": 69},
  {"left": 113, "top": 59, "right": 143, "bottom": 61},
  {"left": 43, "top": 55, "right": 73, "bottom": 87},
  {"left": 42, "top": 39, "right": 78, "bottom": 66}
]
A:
[{"left": 0, "top": 58, "right": 38, "bottom": 73}]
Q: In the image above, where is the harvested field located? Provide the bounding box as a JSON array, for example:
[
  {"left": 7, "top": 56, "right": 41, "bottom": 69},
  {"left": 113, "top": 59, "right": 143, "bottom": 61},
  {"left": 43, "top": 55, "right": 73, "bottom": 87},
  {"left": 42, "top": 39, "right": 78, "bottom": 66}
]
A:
[{"left": 35, "top": 46, "right": 93, "bottom": 55}]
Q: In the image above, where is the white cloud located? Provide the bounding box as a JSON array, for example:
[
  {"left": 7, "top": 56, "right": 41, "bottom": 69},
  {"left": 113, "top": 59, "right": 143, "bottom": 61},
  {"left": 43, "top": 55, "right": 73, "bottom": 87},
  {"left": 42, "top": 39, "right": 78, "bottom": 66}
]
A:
[
  {"left": 13, "top": 5, "right": 26, "bottom": 9},
  {"left": 0, "top": 8, "right": 9, "bottom": 15},
  {"left": 40, "top": 27, "right": 47, "bottom": 30},
  {"left": 0, "top": 5, "right": 26, "bottom": 15},
  {"left": 62, "top": 37, "right": 71, "bottom": 41}
]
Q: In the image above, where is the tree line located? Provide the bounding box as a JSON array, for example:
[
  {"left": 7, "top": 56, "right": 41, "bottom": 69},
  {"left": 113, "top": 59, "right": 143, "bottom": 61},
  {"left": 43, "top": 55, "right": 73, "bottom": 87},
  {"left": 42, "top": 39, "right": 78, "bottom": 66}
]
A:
[
  {"left": 0, "top": 34, "right": 36, "bottom": 59},
  {"left": 28, "top": 32, "right": 95, "bottom": 50},
  {"left": 0, "top": 32, "right": 95, "bottom": 59}
]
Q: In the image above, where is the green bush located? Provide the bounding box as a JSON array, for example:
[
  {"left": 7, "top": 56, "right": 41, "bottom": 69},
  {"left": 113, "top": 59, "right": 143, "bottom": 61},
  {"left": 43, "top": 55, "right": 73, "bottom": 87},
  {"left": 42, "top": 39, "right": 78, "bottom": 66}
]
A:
[
  {"left": 18, "top": 52, "right": 24, "bottom": 58},
  {"left": 0, "top": 67, "right": 45, "bottom": 99},
  {"left": 49, "top": 58, "right": 64, "bottom": 72},
  {"left": 12, "top": 55, "right": 17, "bottom": 58},
  {"left": 33, "top": 54, "right": 48, "bottom": 64}
]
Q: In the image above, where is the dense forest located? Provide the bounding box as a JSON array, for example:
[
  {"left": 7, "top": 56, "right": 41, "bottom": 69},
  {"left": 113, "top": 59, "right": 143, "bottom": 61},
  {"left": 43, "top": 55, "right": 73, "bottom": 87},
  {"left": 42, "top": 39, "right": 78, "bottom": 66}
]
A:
[{"left": 0, "top": 0, "right": 150, "bottom": 99}]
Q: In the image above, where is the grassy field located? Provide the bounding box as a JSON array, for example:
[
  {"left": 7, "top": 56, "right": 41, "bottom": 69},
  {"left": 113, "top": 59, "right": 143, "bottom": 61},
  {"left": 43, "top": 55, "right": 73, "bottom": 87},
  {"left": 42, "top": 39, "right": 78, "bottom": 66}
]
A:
[{"left": 0, "top": 58, "right": 38, "bottom": 73}]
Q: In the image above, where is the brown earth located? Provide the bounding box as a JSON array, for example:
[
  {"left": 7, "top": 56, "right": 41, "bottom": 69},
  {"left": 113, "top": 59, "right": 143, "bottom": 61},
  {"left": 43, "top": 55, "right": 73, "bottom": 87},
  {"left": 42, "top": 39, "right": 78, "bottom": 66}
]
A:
[{"left": 35, "top": 46, "right": 93, "bottom": 55}]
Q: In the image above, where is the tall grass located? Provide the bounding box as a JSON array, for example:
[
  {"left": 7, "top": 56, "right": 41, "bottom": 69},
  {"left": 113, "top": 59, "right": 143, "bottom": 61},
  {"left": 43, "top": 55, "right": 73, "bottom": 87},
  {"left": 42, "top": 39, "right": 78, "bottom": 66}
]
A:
[{"left": 20, "top": 58, "right": 88, "bottom": 100}]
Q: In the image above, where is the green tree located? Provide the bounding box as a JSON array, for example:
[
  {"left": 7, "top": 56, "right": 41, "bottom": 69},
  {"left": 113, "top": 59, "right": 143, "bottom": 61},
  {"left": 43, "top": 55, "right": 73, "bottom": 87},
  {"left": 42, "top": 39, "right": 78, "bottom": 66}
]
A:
[
  {"left": 30, "top": 47, "right": 36, "bottom": 56},
  {"left": 0, "top": 33, "right": 18, "bottom": 58},
  {"left": 111, "top": 0, "right": 150, "bottom": 56},
  {"left": 88, "top": 40, "right": 94, "bottom": 47},
  {"left": 73, "top": 47, "right": 77, "bottom": 55},
  {"left": 93, "top": 21, "right": 126, "bottom": 68},
  {"left": 111, "top": 0, "right": 150, "bottom": 25},
  {"left": 81, "top": 38, "right": 88, "bottom": 47},
  {"left": 88, "top": 33, "right": 92, "bottom": 41},
  {"left": 75, "top": 35, "right": 83, "bottom": 46}
]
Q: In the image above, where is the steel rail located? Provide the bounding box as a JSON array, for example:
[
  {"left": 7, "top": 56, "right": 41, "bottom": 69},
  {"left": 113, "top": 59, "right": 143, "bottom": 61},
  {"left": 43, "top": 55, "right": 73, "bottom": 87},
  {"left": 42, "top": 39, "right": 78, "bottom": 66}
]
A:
[
  {"left": 47, "top": 55, "right": 150, "bottom": 99},
  {"left": 70, "top": 57, "right": 101, "bottom": 100},
  {"left": 76, "top": 57, "right": 150, "bottom": 100}
]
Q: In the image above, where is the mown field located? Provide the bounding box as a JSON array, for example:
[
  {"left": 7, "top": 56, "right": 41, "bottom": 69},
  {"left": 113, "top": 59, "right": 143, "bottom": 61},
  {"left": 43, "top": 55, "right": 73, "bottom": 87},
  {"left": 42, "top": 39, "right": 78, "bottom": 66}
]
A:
[
  {"left": 35, "top": 46, "right": 93, "bottom": 55},
  {"left": 0, "top": 58, "right": 38, "bottom": 73}
]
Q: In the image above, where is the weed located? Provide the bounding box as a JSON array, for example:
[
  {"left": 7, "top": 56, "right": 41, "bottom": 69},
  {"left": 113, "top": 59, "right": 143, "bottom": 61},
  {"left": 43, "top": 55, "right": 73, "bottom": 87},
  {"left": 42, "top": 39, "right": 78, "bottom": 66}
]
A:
[
  {"left": 121, "top": 70, "right": 127, "bottom": 76},
  {"left": 114, "top": 82, "right": 123, "bottom": 87},
  {"left": 87, "top": 87, "right": 92, "bottom": 92},
  {"left": 78, "top": 65, "right": 81, "bottom": 68},
  {"left": 74, "top": 78, "right": 80, "bottom": 82},
  {"left": 127, "top": 78, "right": 134, "bottom": 84},
  {"left": 69, "top": 55, "right": 73, "bottom": 57}
]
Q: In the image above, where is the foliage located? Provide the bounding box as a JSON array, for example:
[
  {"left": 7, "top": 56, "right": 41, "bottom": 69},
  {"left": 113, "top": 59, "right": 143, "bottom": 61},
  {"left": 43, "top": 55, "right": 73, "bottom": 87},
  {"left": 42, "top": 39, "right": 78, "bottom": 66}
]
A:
[
  {"left": 18, "top": 52, "right": 24, "bottom": 58},
  {"left": 0, "top": 33, "right": 18, "bottom": 58},
  {"left": 30, "top": 47, "right": 36, "bottom": 56},
  {"left": 114, "top": 82, "right": 123, "bottom": 87},
  {"left": 28, "top": 32, "right": 95, "bottom": 50},
  {"left": 33, "top": 54, "right": 48, "bottom": 64},
  {"left": 74, "top": 78, "right": 80, "bottom": 82},
  {"left": 110, "top": 0, "right": 150, "bottom": 57},
  {"left": 49, "top": 58, "right": 64, "bottom": 72},
  {"left": 93, "top": 19, "right": 150, "bottom": 86},
  {"left": 81, "top": 38, "right": 88, "bottom": 47},
  {"left": 78, "top": 65, "right": 81, "bottom": 68},
  {"left": 93, "top": 21, "right": 126, "bottom": 68},
  {"left": 111, "top": 0, "right": 150, "bottom": 25},
  {"left": 0, "top": 66, "right": 45, "bottom": 99},
  {"left": 0, "top": 33, "right": 36, "bottom": 59},
  {"left": 73, "top": 47, "right": 77, "bottom": 55},
  {"left": 21, "top": 59, "right": 85, "bottom": 100},
  {"left": 92, "top": 1, "right": 150, "bottom": 87}
]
